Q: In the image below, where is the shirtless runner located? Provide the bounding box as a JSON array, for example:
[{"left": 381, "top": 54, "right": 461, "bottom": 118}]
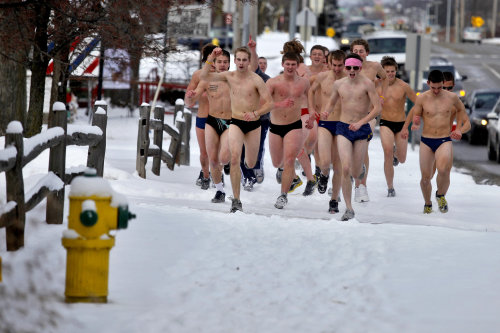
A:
[
  {"left": 185, "top": 49, "right": 232, "bottom": 204},
  {"left": 186, "top": 44, "right": 217, "bottom": 189},
  {"left": 322, "top": 53, "right": 381, "bottom": 221},
  {"left": 410, "top": 70, "right": 468, "bottom": 214},
  {"left": 266, "top": 52, "right": 314, "bottom": 209},
  {"left": 200, "top": 47, "right": 273, "bottom": 213},
  {"left": 308, "top": 50, "right": 346, "bottom": 214},
  {"left": 350, "top": 39, "right": 388, "bottom": 203},
  {"left": 378, "top": 56, "right": 416, "bottom": 197}
]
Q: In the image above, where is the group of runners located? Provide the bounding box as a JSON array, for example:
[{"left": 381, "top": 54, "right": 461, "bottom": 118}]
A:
[{"left": 185, "top": 36, "right": 470, "bottom": 221}]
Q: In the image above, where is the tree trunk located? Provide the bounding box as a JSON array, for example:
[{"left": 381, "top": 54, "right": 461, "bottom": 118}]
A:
[
  {"left": 0, "top": 54, "right": 27, "bottom": 135},
  {"left": 129, "top": 46, "right": 141, "bottom": 109},
  {"left": 26, "top": 2, "right": 51, "bottom": 137}
]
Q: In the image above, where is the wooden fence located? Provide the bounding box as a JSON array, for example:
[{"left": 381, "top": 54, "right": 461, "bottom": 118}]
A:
[
  {"left": 136, "top": 100, "right": 191, "bottom": 178},
  {"left": 0, "top": 102, "right": 108, "bottom": 251}
]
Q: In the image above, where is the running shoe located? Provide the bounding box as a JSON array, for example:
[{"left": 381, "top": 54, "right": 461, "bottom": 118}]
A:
[
  {"left": 230, "top": 198, "right": 242, "bottom": 213},
  {"left": 317, "top": 173, "right": 329, "bottom": 194},
  {"left": 288, "top": 176, "right": 303, "bottom": 193},
  {"left": 341, "top": 209, "right": 355, "bottom": 221},
  {"left": 255, "top": 169, "right": 264, "bottom": 184},
  {"left": 302, "top": 177, "right": 317, "bottom": 196},
  {"left": 200, "top": 177, "right": 210, "bottom": 190},
  {"left": 276, "top": 168, "right": 283, "bottom": 184},
  {"left": 387, "top": 188, "right": 396, "bottom": 197},
  {"left": 328, "top": 199, "right": 339, "bottom": 213},
  {"left": 274, "top": 194, "right": 288, "bottom": 209},
  {"left": 211, "top": 191, "right": 225, "bottom": 203},
  {"left": 436, "top": 192, "right": 448, "bottom": 213},
  {"left": 244, "top": 177, "right": 256, "bottom": 191},
  {"left": 354, "top": 184, "right": 369, "bottom": 202},
  {"left": 423, "top": 204, "right": 433, "bottom": 214},
  {"left": 315, "top": 165, "right": 321, "bottom": 180},
  {"left": 195, "top": 170, "right": 203, "bottom": 186},
  {"left": 223, "top": 163, "right": 230, "bottom": 175}
]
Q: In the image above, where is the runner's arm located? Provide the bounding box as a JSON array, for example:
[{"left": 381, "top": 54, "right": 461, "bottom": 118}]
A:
[{"left": 200, "top": 48, "right": 227, "bottom": 82}]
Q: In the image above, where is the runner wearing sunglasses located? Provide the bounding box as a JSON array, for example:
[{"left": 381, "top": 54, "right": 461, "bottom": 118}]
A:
[
  {"left": 350, "top": 39, "right": 389, "bottom": 204},
  {"left": 322, "top": 54, "right": 381, "bottom": 221}
]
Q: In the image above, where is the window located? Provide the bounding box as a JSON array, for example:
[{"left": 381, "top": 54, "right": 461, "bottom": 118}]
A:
[{"left": 367, "top": 38, "right": 406, "bottom": 54}]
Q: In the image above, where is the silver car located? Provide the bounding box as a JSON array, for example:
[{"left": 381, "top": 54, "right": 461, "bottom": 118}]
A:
[
  {"left": 462, "top": 27, "right": 484, "bottom": 44},
  {"left": 487, "top": 98, "right": 500, "bottom": 162}
]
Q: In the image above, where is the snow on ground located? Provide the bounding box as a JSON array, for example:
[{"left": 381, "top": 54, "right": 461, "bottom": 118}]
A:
[
  {"left": 1, "top": 106, "right": 500, "bottom": 333},
  {"left": 1, "top": 31, "right": 500, "bottom": 333}
]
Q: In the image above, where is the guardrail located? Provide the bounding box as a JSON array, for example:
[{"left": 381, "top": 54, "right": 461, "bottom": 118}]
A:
[{"left": 0, "top": 101, "right": 108, "bottom": 251}]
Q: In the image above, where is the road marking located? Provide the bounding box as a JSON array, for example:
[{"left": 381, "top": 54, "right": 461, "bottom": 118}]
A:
[{"left": 483, "top": 63, "right": 500, "bottom": 80}]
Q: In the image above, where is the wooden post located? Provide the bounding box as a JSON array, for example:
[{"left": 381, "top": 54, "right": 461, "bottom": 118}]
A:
[
  {"left": 179, "top": 109, "right": 191, "bottom": 166},
  {"left": 174, "top": 116, "right": 186, "bottom": 166},
  {"left": 87, "top": 101, "right": 107, "bottom": 177},
  {"left": 173, "top": 98, "right": 184, "bottom": 123},
  {"left": 47, "top": 102, "right": 67, "bottom": 225},
  {"left": 5, "top": 125, "right": 26, "bottom": 251},
  {"left": 136, "top": 104, "right": 150, "bottom": 178},
  {"left": 152, "top": 106, "right": 165, "bottom": 176}
]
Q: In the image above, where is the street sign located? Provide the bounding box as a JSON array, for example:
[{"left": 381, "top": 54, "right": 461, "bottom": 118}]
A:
[
  {"left": 167, "top": 5, "right": 211, "bottom": 39},
  {"left": 471, "top": 16, "right": 485, "bottom": 28},
  {"left": 296, "top": 7, "right": 317, "bottom": 27}
]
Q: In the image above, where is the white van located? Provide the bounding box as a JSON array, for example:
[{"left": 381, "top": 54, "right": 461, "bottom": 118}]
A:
[{"left": 364, "top": 30, "right": 408, "bottom": 82}]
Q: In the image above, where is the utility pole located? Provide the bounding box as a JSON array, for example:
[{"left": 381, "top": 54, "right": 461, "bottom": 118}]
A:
[
  {"left": 289, "top": 0, "right": 298, "bottom": 41},
  {"left": 454, "top": 0, "right": 460, "bottom": 42},
  {"left": 493, "top": 0, "right": 498, "bottom": 38},
  {"left": 233, "top": 1, "right": 241, "bottom": 50},
  {"left": 445, "top": 0, "right": 451, "bottom": 43},
  {"left": 460, "top": 0, "right": 465, "bottom": 38},
  {"left": 242, "top": 2, "right": 250, "bottom": 46}
]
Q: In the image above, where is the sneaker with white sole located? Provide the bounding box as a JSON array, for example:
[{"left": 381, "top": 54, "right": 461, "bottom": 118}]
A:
[
  {"left": 195, "top": 170, "right": 203, "bottom": 186},
  {"left": 387, "top": 188, "right": 396, "bottom": 197},
  {"left": 302, "top": 177, "right": 317, "bottom": 196},
  {"left": 200, "top": 177, "right": 210, "bottom": 190},
  {"left": 211, "top": 191, "right": 225, "bottom": 203},
  {"left": 274, "top": 194, "right": 288, "bottom": 209},
  {"left": 317, "top": 173, "right": 329, "bottom": 194},
  {"left": 354, "top": 184, "right": 369, "bottom": 202},
  {"left": 288, "top": 176, "right": 303, "bottom": 193},
  {"left": 341, "top": 209, "right": 355, "bottom": 221},
  {"left": 230, "top": 198, "right": 243, "bottom": 213},
  {"left": 436, "top": 192, "right": 448, "bottom": 213},
  {"left": 244, "top": 177, "right": 256, "bottom": 191}
]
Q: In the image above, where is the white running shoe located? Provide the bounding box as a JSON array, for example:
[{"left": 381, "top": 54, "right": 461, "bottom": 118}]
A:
[{"left": 354, "top": 184, "right": 369, "bottom": 203}]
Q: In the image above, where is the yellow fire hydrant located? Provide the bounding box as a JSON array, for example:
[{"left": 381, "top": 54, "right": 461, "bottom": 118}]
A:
[{"left": 62, "top": 169, "right": 135, "bottom": 303}]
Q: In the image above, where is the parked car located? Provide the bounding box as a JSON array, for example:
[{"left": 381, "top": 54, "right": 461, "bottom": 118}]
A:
[
  {"left": 486, "top": 97, "right": 500, "bottom": 162},
  {"left": 421, "top": 56, "right": 467, "bottom": 101},
  {"left": 462, "top": 26, "right": 484, "bottom": 44},
  {"left": 338, "top": 19, "right": 376, "bottom": 51},
  {"left": 465, "top": 89, "right": 500, "bottom": 144},
  {"left": 177, "top": 27, "right": 233, "bottom": 51},
  {"left": 364, "top": 29, "right": 408, "bottom": 82}
]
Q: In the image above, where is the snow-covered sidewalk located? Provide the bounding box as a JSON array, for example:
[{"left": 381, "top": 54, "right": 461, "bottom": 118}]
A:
[{"left": 1, "top": 109, "right": 500, "bottom": 333}]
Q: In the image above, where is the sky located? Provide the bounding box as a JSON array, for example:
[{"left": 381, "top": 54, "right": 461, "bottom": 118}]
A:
[{"left": 1, "top": 31, "right": 500, "bottom": 333}]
